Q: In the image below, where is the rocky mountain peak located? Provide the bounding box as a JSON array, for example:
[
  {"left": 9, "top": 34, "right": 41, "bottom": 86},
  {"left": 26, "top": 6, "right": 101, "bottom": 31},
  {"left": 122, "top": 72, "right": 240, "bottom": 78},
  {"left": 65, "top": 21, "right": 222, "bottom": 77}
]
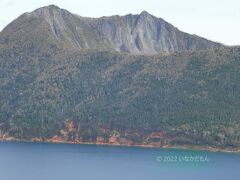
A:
[
  {"left": 33, "top": 5, "right": 63, "bottom": 14},
  {"left": 0, "top": 5, "right": 224, "bottom": 55},
  {"left": 139, "top": 11, "right": 153, "bottom": 18},
  {"left": 30, "top": 4, "right": 70, "bottom": 19}
]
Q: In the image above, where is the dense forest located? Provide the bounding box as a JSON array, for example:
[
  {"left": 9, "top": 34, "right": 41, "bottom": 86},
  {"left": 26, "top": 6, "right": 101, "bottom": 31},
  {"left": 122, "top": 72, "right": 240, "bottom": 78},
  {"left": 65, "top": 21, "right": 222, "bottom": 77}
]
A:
[{"left": 0, "top": 46, "right": 240, "bottom": 148}]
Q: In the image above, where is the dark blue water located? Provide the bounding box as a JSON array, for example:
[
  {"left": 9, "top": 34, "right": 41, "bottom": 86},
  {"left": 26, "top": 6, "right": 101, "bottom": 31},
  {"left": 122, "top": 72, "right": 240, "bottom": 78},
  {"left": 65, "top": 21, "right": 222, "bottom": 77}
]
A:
[{"left": 0, "top": 142, "right": 239, "bottom": 180}]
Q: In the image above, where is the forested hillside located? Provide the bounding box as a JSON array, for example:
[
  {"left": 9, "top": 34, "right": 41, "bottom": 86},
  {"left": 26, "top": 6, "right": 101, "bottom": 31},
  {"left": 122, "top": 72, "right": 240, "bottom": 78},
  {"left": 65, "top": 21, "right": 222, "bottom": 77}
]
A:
[{"left": 0, "top": 46, "right": 240, "bottom": 148}]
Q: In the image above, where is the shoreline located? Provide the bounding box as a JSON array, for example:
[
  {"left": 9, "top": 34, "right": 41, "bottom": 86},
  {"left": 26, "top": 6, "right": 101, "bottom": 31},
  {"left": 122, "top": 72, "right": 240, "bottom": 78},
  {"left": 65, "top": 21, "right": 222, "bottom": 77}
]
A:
[{"left": 1, "top": 138, "right": 240, "bottom": 153}]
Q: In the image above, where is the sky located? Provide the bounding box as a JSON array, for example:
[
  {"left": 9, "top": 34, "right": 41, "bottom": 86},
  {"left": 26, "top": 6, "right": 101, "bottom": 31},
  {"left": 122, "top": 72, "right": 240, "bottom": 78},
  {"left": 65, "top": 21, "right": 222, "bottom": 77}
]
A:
[{"left": 0, "top": 0, "right": 239, "bottom": 45}]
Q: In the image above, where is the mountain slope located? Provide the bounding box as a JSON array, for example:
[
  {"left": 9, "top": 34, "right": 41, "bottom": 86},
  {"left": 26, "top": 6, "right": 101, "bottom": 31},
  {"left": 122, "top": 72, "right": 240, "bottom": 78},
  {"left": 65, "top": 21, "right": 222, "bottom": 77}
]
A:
[
  {"left": 0, "top": 46, "right": 240, "bottom": 148},
  {"left": 0, "top": 5, "right": 239, "bottom": 149},
  {"left": 0, "top": 5, "right": 223, "bottom": 55}
]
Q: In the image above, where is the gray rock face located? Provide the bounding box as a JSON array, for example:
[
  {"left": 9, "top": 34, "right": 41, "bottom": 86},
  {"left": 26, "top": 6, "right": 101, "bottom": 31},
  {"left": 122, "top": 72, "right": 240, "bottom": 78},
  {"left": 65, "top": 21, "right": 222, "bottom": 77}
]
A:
[{"left": 0, "top": 5, "right": 223, "bottom": 55}]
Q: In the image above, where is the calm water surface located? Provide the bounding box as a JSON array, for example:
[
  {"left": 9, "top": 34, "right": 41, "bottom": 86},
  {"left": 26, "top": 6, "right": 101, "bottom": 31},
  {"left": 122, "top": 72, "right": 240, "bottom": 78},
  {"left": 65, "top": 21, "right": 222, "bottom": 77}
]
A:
[{"left": 0, "top": 141, "right": 239, "bottom": 180}]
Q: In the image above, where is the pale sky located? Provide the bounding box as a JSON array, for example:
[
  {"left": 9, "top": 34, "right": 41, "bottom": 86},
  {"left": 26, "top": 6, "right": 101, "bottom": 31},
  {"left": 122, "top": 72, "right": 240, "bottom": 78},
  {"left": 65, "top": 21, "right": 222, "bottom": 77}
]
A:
[{"left": 0, "top": 0, "right": 240, "bottom": 45}]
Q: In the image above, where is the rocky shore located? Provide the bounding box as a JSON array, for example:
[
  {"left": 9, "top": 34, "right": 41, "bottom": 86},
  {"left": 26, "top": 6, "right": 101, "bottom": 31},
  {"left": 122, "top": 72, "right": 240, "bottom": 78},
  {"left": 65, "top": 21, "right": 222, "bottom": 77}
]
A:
[
  {"left": 1, "top": 120, "right": 239, "bottom": 153},
  {"left": 0, "top": 135, "right": 239, "bottom": 153}
]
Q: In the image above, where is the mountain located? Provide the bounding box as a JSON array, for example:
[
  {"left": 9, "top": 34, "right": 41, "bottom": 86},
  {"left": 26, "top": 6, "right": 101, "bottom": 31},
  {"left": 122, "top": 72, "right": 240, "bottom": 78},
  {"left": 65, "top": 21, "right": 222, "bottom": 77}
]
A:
[
  {"left": 0, "top": 5, "right": 223, "bottom": 55},
  {"left": 0, "top": 5, "right": 240, "bottom": 150}
]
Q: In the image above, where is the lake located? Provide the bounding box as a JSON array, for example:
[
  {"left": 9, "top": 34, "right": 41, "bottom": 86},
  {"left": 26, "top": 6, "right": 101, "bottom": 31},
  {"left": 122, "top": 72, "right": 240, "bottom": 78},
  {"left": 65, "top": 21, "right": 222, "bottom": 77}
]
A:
[{"left": 0, "top": 141, "right": 239, "bottom": 180}]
